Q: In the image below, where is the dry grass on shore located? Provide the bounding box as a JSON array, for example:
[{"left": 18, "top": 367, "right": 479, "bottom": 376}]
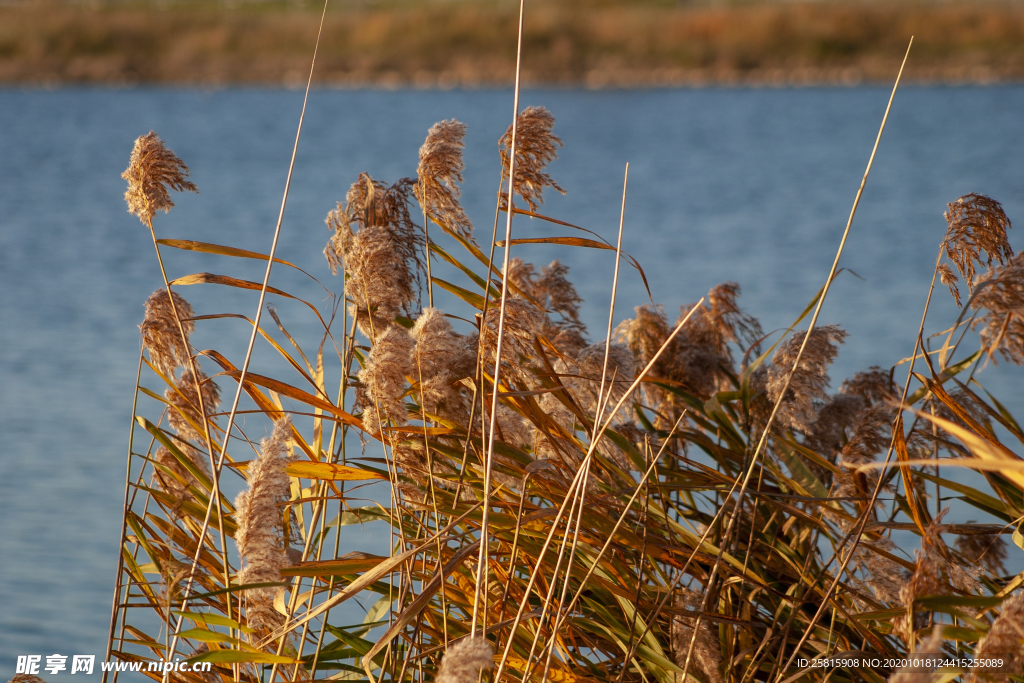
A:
[{"left": 4, "top": 0, "right": 1024, "bottom": 87}]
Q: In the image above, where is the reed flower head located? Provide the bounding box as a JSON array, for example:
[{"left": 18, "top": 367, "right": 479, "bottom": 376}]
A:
[
  {"left": 234, "top": 416, "right": 293, "bottom": 632},
  {"left": 890, "top": 625, "right": 946, "bottom": 683},
  {"left": 10, "top": 674, "right": 48, "bottom": 683},
  {"left": 573, "top": 342, "right": 636, "bottom": 423},
  {"left": 153, "top": 444, "right": 210, "bottom": 507},
  {"left": 325, "top": 174, "right": 423, "bottom": 336},
  {"left": 937, "top": 263, "right": 962, "bottom": 308},
  {"left": 122, "top": 131, "right": 198, "bottom": 224},
  {"left": 499, "top": 106, "right": 565, "bottom": 212},
  {"left": 671, "top": 589, "right": 722, "bottom": 683},
  {"left": 767, "top": 325, "right": 848, "bottom": 433},
  {"left": 970, "top": 593, "right": 1024, "bottom": 683},
  {"left": 971, "top": 252, "right": 1024, "bottom": 365},
  {"left": 508, "top": 257, "right": 586, "bottom": 340},
  {"left": 943, "top": 193, "right": 1013, "bottom": 290},
  {"left": 436, "top": 637, "right": 494, "bottom": 683},
  {"left": 955, "top": 531, "right": 1008, "bottom": 576},
  {"left": 165, "top": 367, "right": 220, "bottom": 444},
  {"left": 415, "top": 119, "right": 473, "bottom": 240},
  {"left": 358, "top": 324, "right": 415, "bottom": 436},
  {"left": 481, "top": 297, "right": 544, "bottom": 382},
  {"left": 411, "top": 307, "right": 474, "bottom": 418},
  {"left": 140, "top": 288, "right": 195, "bottom": 377}
]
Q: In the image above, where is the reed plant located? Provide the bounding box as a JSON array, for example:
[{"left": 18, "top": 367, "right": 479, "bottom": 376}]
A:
[{"left": 95, "top": 43, "right": 1024, "bottom": 683}]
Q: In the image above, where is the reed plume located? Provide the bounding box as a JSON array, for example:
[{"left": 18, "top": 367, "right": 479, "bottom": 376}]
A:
[
  {"left": 436, "top": 637, "right": 494, "bottom": 683},
  {"left": 9, "top": 675, "right": 47, "bottom": 683},
  {"left": 234, "top": 417, "right": 293, "bottom": 632},
  {"left": 671, "top": 589, "right": 723, "bottom": 683},
  {"left": 325, "top": 174, "right": 423, "bottom": 337},
  {"left": 937, "top": 263, "right": 962, "bottom": 307},
  {"left": 970, "top": 593, "right": 1024, "bottom": 683},
  {"left": 411, "top": 307, "right": 474, "bottom": 419},
  {"left": 767, "top": 325, "right": 848, "bottom": 433},
  {"left": 165, "top": 366, "right": 220, "bottom": 445},
  {"left": 122, "top": 131, "right": 198, "bottom": 225},
  {"left": 140, "top": 288, "right": 195, "bottom": 377},
  {"left": 943, "top": 193, "right": 1013, "bottom": 290},
  {"left": 480, "top": 296, "right": 545, "bottom": 383},
  {"left": 358, "top": 324, "right": 415, "bottom": 435},
  {"left": 955, "top": 529, "right": 1008, "bottom": 575},
  {"left": 971, "top": 252, "right": 1024, "bottom": 364},
  {"left": 499, "top": 106, "right": 565, "bottom": 211},
  {"left": 889, "top": 625, "right": 946, "bottom": 683},
  {"left": 415, "top": 119, "right": 473, "bottom": 240}
]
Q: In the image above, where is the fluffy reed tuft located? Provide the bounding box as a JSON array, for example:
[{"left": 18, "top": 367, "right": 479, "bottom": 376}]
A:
[
  {"left": 970, "top": 593, "right": 1024, "bottom": 683},
  {"left": 499, "top": 106, "right": 565, "bottom": 212},
  {"left": 937, "top": 263, "right": 962, "bottom": 307},
  {"left": 943, "top": 193, "right": 1013, "bottom": 290},
  {"left": 971, "top": 252, "right": 1024, "bottom": 364},
  {"left": 436, "top": 637, "right": 494, "bottom": 683},
  {"left": 165, "top": 367, "right": 220, "bottom": 444},
  {"left": 480, "top": 297, "right": 545, "bottom": 383},
  {"left": 411, "top": 307, "right": 474, "bottom": 420},
  {"left": 358, "top": 324, "right": 415, "bottom": 435},
  {"left": 671, "top": 589, "right": 723, "bottom": 683},
  {"left": 955, "top": 530, "right": 1008, "bottom": 576},
  {"left": 9, "top": 674, "right": 48, "bottom": 683},
  {"left": 767, "top": 325, "right": 848, "bottom": 433},
  {"left": 140, "top": 288, "right": 195, "bottom": 377},
  {"left": 234, "top": 417, "right": 293, "bottom": 632},
  {"left": 325, "top": 174, "right": 423, "bottom": 336},
  {"left": 889, "top": 625, "right": 946, "bottom": 683},
  {"left": 122, "top": 131, "right": 198, "bottom": 224},
  {"left": 415, "top": 119, "right": 473, "bottom": 240}
]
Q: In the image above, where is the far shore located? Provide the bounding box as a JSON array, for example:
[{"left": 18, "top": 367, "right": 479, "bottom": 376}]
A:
[{"left": 4, "top": 1, "right": 1024, "bottom": 87}]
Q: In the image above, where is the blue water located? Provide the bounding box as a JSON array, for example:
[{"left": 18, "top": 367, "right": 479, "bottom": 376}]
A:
[{"left": 2, "top": 86, "right": 1024, "bottom": 672}]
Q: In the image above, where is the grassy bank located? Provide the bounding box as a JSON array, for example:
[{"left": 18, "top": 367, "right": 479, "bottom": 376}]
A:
[{"left": 4, "top": 0, "right": 1024, "bottom": 86}]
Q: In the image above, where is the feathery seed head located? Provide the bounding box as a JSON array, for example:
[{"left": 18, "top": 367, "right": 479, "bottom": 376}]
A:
[
  {"left": 971, "top": 252, "right": 1024, "bottom": 365},
  {"left": 436, "top": 637, "right": 494, "bottom": 683},
  {"left": 671, "top": 589, "right": 723, "bottom": 683},
  {"left": 415, "top": 119, "right": 473, "bottom": 240},
  {"left": 767, "top": 325, "right": 848, "bottom": 433},
  {"left": 140, "top": 288, "right": 195, "bottom": 378},
  {"left": 122, "top": 131, "right": 198, "bottom": 224},
  {"left": 499, "top": 106, "right": 565, "bottom": 212},
  {"left": 165, "top": 367, "right": 220, "bottom": 444},
  {"left": 937, "top": 263, "right": 962, "bottom": 308},
  {"left": 234, "top": 416, "right": 293, "bottom": 632},
  {"left": 943, "top": 193, "right": 1013, "bottom": 290},
  {"left": 411, "top": 307, "right": 473, "bottom": 418},
  {"left": 9, "top": 676, "right": 48, "bottom": 683},
  {"left": 971, "top": 593, "right": 1024, "bottom": 683},
  {"left": 956, "top": 531, "right": 1008, "bottom": 576},
  {"left": 358, "top": 324, "right": 415, "bottom": 436},
  {"left": 481, "top": 297, "right": 544, "bottom": 380}
]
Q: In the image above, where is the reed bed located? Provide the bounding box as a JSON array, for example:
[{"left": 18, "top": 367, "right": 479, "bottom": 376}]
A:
[{"left": 90, "top": 44, "right": 1024, "bottom": 683}]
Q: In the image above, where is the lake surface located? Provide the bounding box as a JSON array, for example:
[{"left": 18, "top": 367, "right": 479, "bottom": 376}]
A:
[{"left": 2, "top": 86, "right": 1024, "bottom": 673}]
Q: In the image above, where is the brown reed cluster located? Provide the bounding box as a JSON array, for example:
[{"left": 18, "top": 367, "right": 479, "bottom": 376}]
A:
[
  {"left": 765, "top": 325, "right": 848, "bottom": 433},
  {"left": 324, "top": 174, "right": 424, "bottom": 336},
  {"left": 139, "top": 288, "right": 219, "bottom": 505},
  {"left": 942, "top": 193, "right": 1013, "bottom": 293},
  {"left": 969, "top": 593, "right": 1024, "bottom": 683},
  {"left": 415, "top": 119, "right": 473, "bottom": 240},
  {"left": 122, "top": 131, "right": 198, "bottom": 225},
  {"left": 435, "top": 637, "right": 494, "bottom": 683},
  {"left": 971, "top": 252, "right": 1024, "bottom": 365},
  {"left": 234, "top": 416, "right": 293, "bottom": 633},
  {"left": 500, "top": 106, "right": 565, "bottom": 211},
  {"left": 671, "top": 589, "right": 723, "bottom": 683},
  {"left": 955, "top": 528, "right": 1008, "bottom": 576}
]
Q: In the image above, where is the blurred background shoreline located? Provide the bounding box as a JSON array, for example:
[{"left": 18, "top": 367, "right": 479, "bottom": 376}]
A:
[{"left": 4, "top": 0, "right": 1024, "bottom": 87}]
